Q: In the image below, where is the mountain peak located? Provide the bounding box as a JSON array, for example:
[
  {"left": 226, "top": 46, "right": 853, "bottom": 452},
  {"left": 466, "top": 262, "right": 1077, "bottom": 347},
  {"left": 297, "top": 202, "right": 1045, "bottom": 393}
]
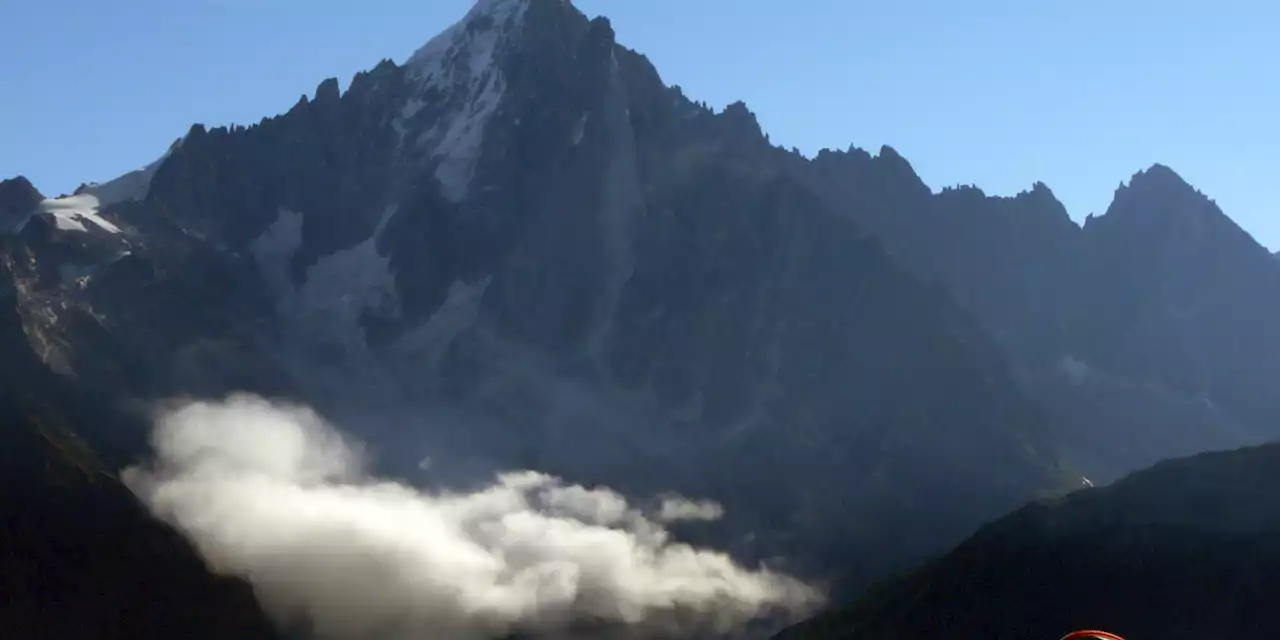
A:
[
  {"left": 1, "top": 176, "right": 45, "bottom": 232},
  {"left": 1015, "top": 181, "right": 1069, "bottom": 213},
  {"left": 314, "top": 77, "right": 341, "bottom": 103},
  {"left": 876, "top": 144, "right": 906, "bottom": 162},
  {"left": 404, "top": 0, "right": 585, "bottom": 70},
  {"left": 1091, "top": 162, "right": 1217, "bottom": 229},
  {"left": 396, "top": 0, "right": 598, "bottom": 202},
  {"left": 719, "top": 100, "right": 764, "bottom": 138},
  {"left": 397, "top": 0, "right": 540, "bottom": 201},
  {"left": 870, "top": 145, "right": 931, "bottom": 199},
  {"left": 1, "top": 175, "right": 42, "bottom": 205},
  {"left": 1085, "top": 161, "right": 1274, "bottom": 271},
  {"left": 405, "top": 0, "right": 533, "bottom": 70},
  {"left": 1126, "top": 162, "right": 1194, "bottom": 194}
]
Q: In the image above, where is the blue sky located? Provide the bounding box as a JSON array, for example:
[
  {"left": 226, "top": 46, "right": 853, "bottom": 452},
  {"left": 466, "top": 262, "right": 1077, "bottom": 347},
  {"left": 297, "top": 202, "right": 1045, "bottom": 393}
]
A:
[{"left": 2, "top": 0, "right": 1276, "bottom": 249}]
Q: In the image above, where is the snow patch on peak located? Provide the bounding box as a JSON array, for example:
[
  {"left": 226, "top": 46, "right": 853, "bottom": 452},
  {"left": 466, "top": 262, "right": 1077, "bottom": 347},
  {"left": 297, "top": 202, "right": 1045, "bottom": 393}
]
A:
[
  {"left": 249, "top": 208, "right": 304, "bottom": 293},
  {"left": 251, "top": 206, "right": 401, "bottom": 361},
  {"left": 1058, "top": 354, "right": 1091, "bottom": 385},
  {"left": 393, "top": 275, "right": 492, "bottom": 384},
  {"left": 406, "top": 0, "right": 527, "bottom": 70},
  {"left": 570, "top": 112, "right": 589, "bottom": 146},
  {"left": 36, "top": 194, "right": 122, "bottom": 234},
  {"left": 402, "top": 0, "right": 529, "bottom": 202},
  {"left": 295, "top": 232, "right": 398, "bottom": 352},
  {"left": 79, "top": 143, "right": 176, "bottom": 206}
]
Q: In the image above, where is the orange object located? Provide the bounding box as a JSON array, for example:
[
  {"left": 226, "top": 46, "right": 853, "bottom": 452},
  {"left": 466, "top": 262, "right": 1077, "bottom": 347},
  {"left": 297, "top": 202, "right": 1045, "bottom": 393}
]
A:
[{"left": 1060, "top": 632, "right": 1127, "bottom": 640}]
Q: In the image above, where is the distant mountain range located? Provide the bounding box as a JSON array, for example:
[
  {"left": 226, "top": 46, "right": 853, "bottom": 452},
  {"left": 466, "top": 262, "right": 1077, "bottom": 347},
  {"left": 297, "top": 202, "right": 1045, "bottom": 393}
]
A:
[
  {"left": 3, "top": 0, "right": 1277, "bottom": 638},
  {"left": 800, "top": 151, "right": 1280, "bottom": 482}
]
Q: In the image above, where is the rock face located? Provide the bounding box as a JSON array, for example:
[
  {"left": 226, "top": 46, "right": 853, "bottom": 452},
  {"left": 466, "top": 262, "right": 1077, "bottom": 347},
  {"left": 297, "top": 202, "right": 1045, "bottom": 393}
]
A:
[
  {"left": 774, "top": 443, "right": 1280, "bottom": 640},
  {"left": 1078, "top": 166, "right": 1280, "bottom": 429},
  {"left": 0, "top": 255, "right": 279, "bottom": 640},
  {"left": 1, "top": 0, "right": 1070, "bottom": 601},
  {"left": 804, "top": 151, "right": 1280, "bottom": 482},
  {"left": 0, "top": 176, "right": 45, "bottom": 232}
]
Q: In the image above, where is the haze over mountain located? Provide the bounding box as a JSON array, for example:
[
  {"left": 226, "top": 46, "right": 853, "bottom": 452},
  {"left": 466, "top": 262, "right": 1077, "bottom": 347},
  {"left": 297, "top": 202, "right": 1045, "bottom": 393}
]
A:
[
  {"left": 2, "top": 1, "right": 1277, "bottom": 638},
  {"left": 800, "top": 151, "right": 1280, "bottom": 482}
]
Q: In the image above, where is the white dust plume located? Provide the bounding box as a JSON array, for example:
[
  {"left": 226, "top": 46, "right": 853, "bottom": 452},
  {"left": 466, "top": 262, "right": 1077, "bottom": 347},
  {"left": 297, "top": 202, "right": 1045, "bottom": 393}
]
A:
[{"left": 122, "top": 394, "right": 821, "bottom": 639}]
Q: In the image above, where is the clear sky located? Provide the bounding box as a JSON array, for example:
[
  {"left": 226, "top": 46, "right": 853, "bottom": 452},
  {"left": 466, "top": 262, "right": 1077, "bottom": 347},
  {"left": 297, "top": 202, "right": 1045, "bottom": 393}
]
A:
[{"left": 2, "top": 0, "right": 1276, "bottom": 249}]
